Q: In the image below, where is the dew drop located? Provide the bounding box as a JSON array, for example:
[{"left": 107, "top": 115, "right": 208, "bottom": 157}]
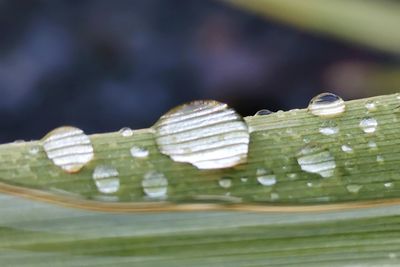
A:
[
  {"left": 359, "top": 117, "right": 378, "bottom": 133},
  {"left": 130, "top": 146, "right": 149, "bottom": 158},
  {"left": 296, "top": 144, "right": 336, "bottom": 178},
  {"left": 240, "top": 177, "right": 248, "bottom": 183},
  {"left": 368, "top": 140, "right": 377, "bottom": 149},
  {"left": 142, "top": 171, "right": 168, "bottom": 198},
  {"left": 270, "top": 192, "right": 279, "bottom": 201},
  {"left": 376, "top": 155, "right": 384, "bottom": 163},
  {"left": 42, "top": 126, "right": 94, "bottom": 173},
  {"left": 255, "top": 109, "right": 273, "bottom": 116},
  {"left": 256, "top": 168, "right": 277, "bottom": 186},
  {"left": 287, "top": 173, "right": 298, "bottom": 180},
  {"left": 346, "top": 184, "right": 362, "bottom": 193},
  {"left": 307, "top": 182, "right": 313, "bottom": 187},
  {"left": 92, "top": 165, "right": 120, "bottom": 194},
  {"left": 119, "top": 127, "right": 133, "bottom": 137},
  {"left": 154, "top": 100, "right": 249, "bottom": 169},
  {"left": 319, "top": 121, "right": 339, "bottom": 135},
  {"left": 365, "top": 100, "right": 377, "bottom": 112},
  {"left": 341, "top": 144, "right": 353, "bottom": 153},
  {"left": 29, "top": 146, "right": 40, "bottom": 155},
  {"left": 384, "top": 182, "right": 393, "bottom": 188},
  {"left": 308, "top": 92, "right": 345, "bottom": 118},
  {"left": 219, "top": 177, "right": 232, "bottom": 188}
]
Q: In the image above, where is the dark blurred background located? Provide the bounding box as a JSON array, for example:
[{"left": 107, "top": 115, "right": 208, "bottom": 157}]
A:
[{"left": 0, "top": 0, "right": 399, "bottom": 143}]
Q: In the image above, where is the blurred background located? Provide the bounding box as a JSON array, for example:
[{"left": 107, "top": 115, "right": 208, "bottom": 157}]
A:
[{"left": 0, "top": 0, "right": 399, "bottom": 143}]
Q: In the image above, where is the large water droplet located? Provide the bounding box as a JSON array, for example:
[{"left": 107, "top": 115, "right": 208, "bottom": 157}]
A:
[
  {"left": 42, "top": 126, "right": 94, "bottom": 173},
  {"left": 219, "top": 177, "right": 232, "bottom": 188},
  {"left": 319, "top": 121, "right": 339, "bottom": 135},
  {"left": 359, "top": 117, "right": 378, "bottom": 133},
  {"left": 296, "top": 145, "right": 336, "bottom": 178},
  {"left": 142, "top": 171, "right": 168, "bottom": 198},
  {"left": 308, "top": 93, "right": 345, "bottom": 117},
  {"left": 346, "top": 184, "right": 362, "bottom": 194},
  {"left": 256, "top": 168, "right": 277, "bottom": 186},
  {"left": 119, "top": 127, "right": 133, "bottom": 137},
  {"left": 154, "top": 100, "right": 249, "bottom": 169},
  {"left": 92, "top": 165, "right": 120, "bottom": 194},
  {"left": 255, "top": 109, "right": 273, "bottom": 116},
  {"left": 130, "top": 146, "right": 149, "bottom": 158}
]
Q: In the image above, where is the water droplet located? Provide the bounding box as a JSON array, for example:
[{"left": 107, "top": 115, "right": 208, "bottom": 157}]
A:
[
  {"left": 308, "top": 92, "right": 345, "bottom": 117},
  {"left": 270, "top": 192, "right": 279, "bottom": 201},
  {"left": 365, "top": 100, "right": 377, "bottom": 112},
  {"left": 307, "top": 182, "right": 313, "bottom": 187},
  {"left": 219, "top": 177, "right": 232, "bottom": 188},
  {"left": 92, "top": 165, "right": 120, "bottom": 194},
  {"left": 303, "top": 137, "right": 311, "bottom": 144},
  {"left": 359, "top": 117, "right": 378, "bottom": 133},
  {"left": 341, "top": 144, "right": 353, "bottom": 153},
  {"left": 256, "top": 168, "right": 277, "bottom": 186},
  {"left": 130, "top": 146, "right": 149, "bottom": 158},
  {"left": 346, "top": 184, "right": 362, "bottom": 193},
  {"left": 42, "top": 126, "right": 94, "bottom": 173},
  {"left": 376, "top": 155, "right": 384, "bottom": 163},
  {"left": 319, "top": 121, "right": 339, "bottom": 135},
  {"left": 240, "top": 177, "right": 248, "bottom": 183},
  {"left": 388, "top": 253, "right": 397, "bottom": 259},
  {"left": 384, "top": 182, "right": 393, "bottom": 188},
  {"left": 154, "top": 100, "right": 249, "bottom": 169},
  {"left": 296, "top": 144, "right": 336, "bottom": 178},
  {"left": 287, "top": 173, "right": 298, "bottom": 180},
  {"left": 142, "top": 171, "right": 168, "bottom": 198},
  {"left": 119, "top": 127, "right": 133, "bottom": 137},
  {"left": 255, "top": 109, "right": 273, "bottom": 116},
  {"left": 29, "top": 146, "right": 40, "bottom": 155},
  {"left": 368, "top": 140, "right": 377, "bottom": 149}
]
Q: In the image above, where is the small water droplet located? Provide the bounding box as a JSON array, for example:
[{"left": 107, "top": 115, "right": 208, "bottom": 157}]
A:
[
  {"left": 308, "top": 92, "right": 345, "bottom": 117},
  {"left": 346, "top": 184, "right": 362, "bottom": 193},
  {"left": 42, "top": 126, "right": 94, "bottom": 173},
  {"left": 319, "top": 121, "right": 339, "bottom": 135},
  {"left": 270, "top": 192, "right": 279, "bottom": 201},
  {"left": 92, "top": 165, "right": 120, "bottom": 194},
  {"left": 376, "top": 155, "right": 384, "bottom": 163},
  {"left": 359, "top": 117, "right": 378, "bottom": 133},
  {"left": 256, "top": 168, "right": 277, "bottom": 186},
  {"left": 296, "top": 144, "right": 336, "bottom": 178},
  {"left": 287, "top": 173, "right": 298, "bottom": 180},
  {"left": 303, "top": 137, "right": 311, "bottom": 144},
  {"left": 29, "top": 146, "right": 40, "bottom": 155},
  {"left": 240, "top": 177, "right": 248, "bottom": 183},
  {"left": 130, "top": 146, "right": 149, "bottom": 158},
  {"left": 307, "top": 182, "right": 313, "bottom": 187},
  {"left": 119, "top": 127, "right": 133, "bottom": 137},
  {"left": 341, "top": 144, "right": 353, "bottom": 153},
  {"left": 384, "top": 182, "right": 393, "bottom": 188},
  {"left": 142, "top": 171, "right": 168, "bottom": 198},
  {"left": 154, "top": 100, "right": 249, "bottom": 169},
  {"left": 368, "top": 140, "right": 377, "bottom": 149},
  {"left": 255, "top": 109, "right": 273, "bottom": 116},
  {"left": 219, "top": 177, "right": 232, "bottom": 188},
  {"left": 365, "top": 100, "right": 377, "bottom": 112},
  {"left": 388, "top": 253, "right": 397, "bottom": 259}
]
